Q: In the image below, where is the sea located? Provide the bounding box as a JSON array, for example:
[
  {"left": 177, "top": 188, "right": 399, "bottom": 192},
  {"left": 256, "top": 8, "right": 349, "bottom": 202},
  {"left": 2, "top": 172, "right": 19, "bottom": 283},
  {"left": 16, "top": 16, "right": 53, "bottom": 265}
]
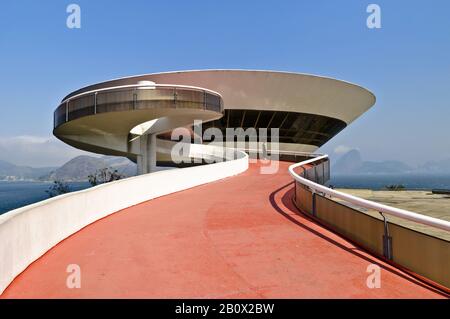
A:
[
  {"left": 329, "top": 173, "right": 450, "bottom": 190},
  {"left": 1, "top": 174, "right": 450, "bottom": 215},
  {"left": 0, "top": 181, "right": 91, "bottom": 215}
]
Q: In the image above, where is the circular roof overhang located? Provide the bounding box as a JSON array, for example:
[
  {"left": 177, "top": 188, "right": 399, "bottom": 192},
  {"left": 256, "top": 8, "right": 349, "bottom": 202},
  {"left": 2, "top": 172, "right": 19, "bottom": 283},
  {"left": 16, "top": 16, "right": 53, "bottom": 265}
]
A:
[{"left": 63, "top": 70, "right": 376, "bottom": 125}]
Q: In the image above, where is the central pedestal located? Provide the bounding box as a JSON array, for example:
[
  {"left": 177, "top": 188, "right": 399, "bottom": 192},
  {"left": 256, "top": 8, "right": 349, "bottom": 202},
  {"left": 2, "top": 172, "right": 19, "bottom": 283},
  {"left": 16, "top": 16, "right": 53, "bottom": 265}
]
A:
[{"left": 137, "top": 134, "right": 157, "bottom": 174}]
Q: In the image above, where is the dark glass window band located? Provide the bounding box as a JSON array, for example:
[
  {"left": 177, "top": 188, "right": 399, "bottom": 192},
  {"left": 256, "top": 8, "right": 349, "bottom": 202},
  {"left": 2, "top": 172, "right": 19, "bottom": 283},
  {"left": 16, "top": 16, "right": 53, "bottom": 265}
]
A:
[{"left": 199, "top": 109, "right": 346, "bottom": 147}]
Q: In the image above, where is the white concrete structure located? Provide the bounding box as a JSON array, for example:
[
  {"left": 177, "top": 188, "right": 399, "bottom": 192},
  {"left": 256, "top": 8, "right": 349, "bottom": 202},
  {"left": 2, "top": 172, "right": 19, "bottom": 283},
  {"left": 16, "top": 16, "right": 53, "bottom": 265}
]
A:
[
  {"left": 0, "top": 69, "right": 379, "bottom": 295},
  {"left": 54, "top": 70, "right": 376, "bottom": 172},
  {"left": 0, "top": 145, "right": 248, "bottom": 295}
]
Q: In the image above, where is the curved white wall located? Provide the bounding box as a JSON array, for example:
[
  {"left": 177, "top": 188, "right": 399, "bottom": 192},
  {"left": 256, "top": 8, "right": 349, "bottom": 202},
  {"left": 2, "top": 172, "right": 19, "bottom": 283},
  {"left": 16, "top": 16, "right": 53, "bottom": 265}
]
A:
[{"left": 0, "top": 147, "right": 248, "bottom": 295}]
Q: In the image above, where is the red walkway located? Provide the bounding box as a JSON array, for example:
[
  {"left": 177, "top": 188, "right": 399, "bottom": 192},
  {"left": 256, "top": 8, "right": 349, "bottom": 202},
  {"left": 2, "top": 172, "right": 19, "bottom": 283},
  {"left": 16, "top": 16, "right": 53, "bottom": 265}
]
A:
[{"left": 2, "top": 162, "right": 446, "bottom": 298}]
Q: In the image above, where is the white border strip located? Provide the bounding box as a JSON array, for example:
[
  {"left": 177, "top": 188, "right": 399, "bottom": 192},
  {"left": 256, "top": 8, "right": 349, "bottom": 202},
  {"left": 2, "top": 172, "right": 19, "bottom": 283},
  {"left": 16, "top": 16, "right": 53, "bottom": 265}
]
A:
[{"left": 289, "top": 155, "right": 450, "bottom": 232}]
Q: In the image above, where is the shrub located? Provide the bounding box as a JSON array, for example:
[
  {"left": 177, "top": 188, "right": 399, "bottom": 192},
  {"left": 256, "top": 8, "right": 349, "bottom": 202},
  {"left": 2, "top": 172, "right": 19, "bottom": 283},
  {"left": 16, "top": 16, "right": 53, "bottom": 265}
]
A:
[
  {"left": 385, "top": 184, "right": 406, "bottom": 191},
  {"left": 46, "top": 180, "right": 71, "bottom": 197},
  {"left": 88, "top": 167, "right": 124, "bottom": 186}
]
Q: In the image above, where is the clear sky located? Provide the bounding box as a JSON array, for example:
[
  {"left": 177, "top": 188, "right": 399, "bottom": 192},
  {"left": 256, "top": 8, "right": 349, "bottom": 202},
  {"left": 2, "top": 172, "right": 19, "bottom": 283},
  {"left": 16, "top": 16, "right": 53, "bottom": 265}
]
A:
[{"left": 0, "top": 0, "right": 449, "bottom": 167}]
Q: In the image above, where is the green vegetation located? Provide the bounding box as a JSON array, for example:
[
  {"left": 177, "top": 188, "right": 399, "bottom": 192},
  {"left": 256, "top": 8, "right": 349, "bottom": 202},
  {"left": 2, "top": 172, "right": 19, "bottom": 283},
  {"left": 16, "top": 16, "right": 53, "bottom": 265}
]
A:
[
  {"left": 46, "top": 180, "right": 71, "bottom": 197},
  {"left": 384, "top": 184, "right": 406, "bottom": 191},
  {"left": 88, "top": 168, "right": 124, "bottom": 186}
]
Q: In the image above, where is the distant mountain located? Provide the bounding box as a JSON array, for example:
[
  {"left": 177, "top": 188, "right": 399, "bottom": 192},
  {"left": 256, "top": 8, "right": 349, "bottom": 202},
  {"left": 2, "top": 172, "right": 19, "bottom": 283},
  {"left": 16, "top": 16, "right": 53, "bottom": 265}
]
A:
[
  {"left": 3, "top": 149, "right": 449, "bottom": 182},
  {"left": 0, "top": 160, "right": 56, "bottom": 181},
  {"left": 0, "top": 156, "right": 137, "bottom": 182},
  {"left": 357, "top": 161, "right": 412, "bottom": 174},
  {"left": 332, "top": 150, "right": 412, "bottom": 175},
  {"left": 44, "top": 156, "right": 107, "bottom": 181},
  {"left": 101, "top": 156, "right": 137, "bottom": 177},
  {"left": 417, "top": 158, "right": 450, "bottom": 174},
  {"left": 43, "top": 155, "right": 137, "bottom": 181},
  {"left": 332, "top": 149, "right": 363, "bottom": 174}
]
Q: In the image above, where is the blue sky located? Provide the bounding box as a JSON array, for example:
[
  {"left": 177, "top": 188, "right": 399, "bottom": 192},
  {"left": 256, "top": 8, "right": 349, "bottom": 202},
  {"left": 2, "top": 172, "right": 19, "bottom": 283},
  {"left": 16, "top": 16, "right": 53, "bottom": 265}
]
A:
[{"left": 0, "top": 0, "right": 449, "bottom": 166}]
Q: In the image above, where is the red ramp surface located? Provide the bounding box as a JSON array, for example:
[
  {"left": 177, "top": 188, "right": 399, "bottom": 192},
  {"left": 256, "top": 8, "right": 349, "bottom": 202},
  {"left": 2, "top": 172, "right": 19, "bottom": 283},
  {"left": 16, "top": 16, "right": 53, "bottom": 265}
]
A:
[{"left": 2, "top": 162, "right": 446, "bottom": 298}]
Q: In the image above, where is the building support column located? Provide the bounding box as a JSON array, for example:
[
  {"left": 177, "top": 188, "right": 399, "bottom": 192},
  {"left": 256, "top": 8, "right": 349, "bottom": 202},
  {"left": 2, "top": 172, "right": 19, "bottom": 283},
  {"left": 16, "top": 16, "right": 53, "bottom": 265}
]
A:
[
  {"left": 148, "top": 133, "right": 157, "bottom": 173},
  {"left": 137, "top": 133, "right": 157, "bottom": 175},
  {"left": 137, "top": 154, "right": 144, "bottom": 175}
]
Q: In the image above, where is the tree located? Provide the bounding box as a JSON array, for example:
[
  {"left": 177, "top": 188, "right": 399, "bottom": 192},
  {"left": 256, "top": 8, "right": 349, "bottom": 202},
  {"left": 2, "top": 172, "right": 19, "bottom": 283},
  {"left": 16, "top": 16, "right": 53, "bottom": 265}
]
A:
[
  {"left": 88, "top": 167, "right": 124, "bottom": 186},
  {"left": 46, "top": 180, "right": 71, "bottom": 197}
]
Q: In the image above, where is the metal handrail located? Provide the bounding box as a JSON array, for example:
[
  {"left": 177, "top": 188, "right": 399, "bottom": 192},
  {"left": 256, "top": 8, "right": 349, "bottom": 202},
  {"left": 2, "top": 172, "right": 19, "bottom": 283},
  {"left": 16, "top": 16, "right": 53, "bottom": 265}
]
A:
[
  {"left": 289, "top": 155, "right": 450, "bottom": 232},
  {"left": 61, "top": 83, "right": 223, "bottom": 104},
  {"left": 54, "top": 83, "right": 223, "bottom": 129}
]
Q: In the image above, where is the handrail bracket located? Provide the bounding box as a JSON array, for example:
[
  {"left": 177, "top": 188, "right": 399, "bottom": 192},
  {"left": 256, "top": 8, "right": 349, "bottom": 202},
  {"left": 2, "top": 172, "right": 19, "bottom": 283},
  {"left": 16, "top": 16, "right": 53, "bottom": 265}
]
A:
[{"left": 379, "top": 212, "right": 393, "bottom": 260}]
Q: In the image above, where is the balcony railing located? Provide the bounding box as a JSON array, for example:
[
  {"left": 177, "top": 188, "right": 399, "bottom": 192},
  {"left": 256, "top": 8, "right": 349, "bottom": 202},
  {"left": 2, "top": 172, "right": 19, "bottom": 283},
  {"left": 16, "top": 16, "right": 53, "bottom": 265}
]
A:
[
  {"left": 54, "top": 84, "right": 223, "bottom": 129},
  {"left": 289, "top": 154, "right": 450, "bottom": 291}
]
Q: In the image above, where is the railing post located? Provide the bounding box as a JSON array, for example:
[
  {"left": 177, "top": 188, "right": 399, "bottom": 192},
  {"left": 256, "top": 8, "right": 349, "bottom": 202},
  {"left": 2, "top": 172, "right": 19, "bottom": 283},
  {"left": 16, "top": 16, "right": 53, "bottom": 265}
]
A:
[
  {"left": 65, "top": 101, "right": 69, "bottom": 122},
  {"left": 379, "top": 212, "right": 393, "bottom": 260},
  {"left": 294, "top": 181, "right": 297, "bottom": 202},
  {"left": 133, "top": 88, "right": 138, "bottom": 110},
  {"left": 327, "top": 159, "right": 330, "bottom": 182},
  {"left": 174, "top": 88, "right": 177, "bottom": 107},
  {"left": 94, "top": 92, "right": 97, "bottom": 114},
  {"left": 311, "top": 191, "right": 317, "bottom": 217},
  {"left": 204, "top": 91, "right": 207, "bottom": 110},
  {"left": 322, "top": 162, "right": 325, "bottom": 185}
]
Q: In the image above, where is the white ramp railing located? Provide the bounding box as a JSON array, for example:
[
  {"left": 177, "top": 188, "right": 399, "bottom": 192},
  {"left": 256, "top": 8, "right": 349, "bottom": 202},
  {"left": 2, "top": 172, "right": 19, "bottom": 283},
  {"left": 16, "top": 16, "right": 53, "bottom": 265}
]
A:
[{"left": 289, "top": 155, "right": 450, "bottom": 232}]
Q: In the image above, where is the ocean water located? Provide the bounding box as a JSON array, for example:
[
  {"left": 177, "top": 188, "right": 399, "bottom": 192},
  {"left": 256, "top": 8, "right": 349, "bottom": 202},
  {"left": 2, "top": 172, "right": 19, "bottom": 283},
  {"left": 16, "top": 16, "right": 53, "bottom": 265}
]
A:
[
  {"left": 330, "top": 173, "right": 450, "bottom": 190},
  {"left": 1, "top": 174, "right": 450, "bottom": 215},
  {"left": 0, "top": 181, "right": 91, "bottom": 215}
]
